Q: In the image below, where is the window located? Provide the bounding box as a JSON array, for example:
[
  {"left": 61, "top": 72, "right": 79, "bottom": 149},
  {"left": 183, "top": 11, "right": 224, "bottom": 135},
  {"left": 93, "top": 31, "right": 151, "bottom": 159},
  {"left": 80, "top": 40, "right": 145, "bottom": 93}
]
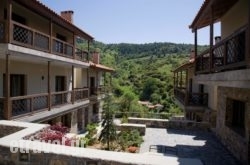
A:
[{"left": 225, "top": 98, "right": 245, "bottom": 137}]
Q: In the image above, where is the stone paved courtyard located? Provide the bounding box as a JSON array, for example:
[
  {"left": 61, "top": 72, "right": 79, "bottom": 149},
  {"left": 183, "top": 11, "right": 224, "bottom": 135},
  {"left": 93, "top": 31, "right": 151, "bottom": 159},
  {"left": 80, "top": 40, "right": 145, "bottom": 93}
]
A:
[{"left": 140, "top": 128, "right": 242, "bottom": 165}]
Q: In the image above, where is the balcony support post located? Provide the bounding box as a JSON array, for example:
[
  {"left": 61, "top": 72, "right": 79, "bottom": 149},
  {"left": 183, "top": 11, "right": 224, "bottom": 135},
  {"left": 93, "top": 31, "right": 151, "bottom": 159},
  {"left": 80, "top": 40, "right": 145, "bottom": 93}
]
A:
[
  {"left": 209, "top": 6, "right": 214, "bottom": 73},
  {"left": 194, "top": 29, "right": 198, "bottom": 73},
  {"left": 96, "top": 70, "right": 98, "bottom": 94},
  {"left": 87, "top": 69, "right": 90, "bottom": 97},
  {"left": 176, "top": 71, "right": 179, "bottom": 88},
  {"left": 180, "top": 71, "right": 183, "bottom": 89},
  {"left": 185, "top": 69, "right": 188, "bottom": 90},
  {"left": 48, "top": 61, "right": 51, "bottom": 110},
  {"left": 73, "top": 34, "right": 76, "bottom": 59},
  {"left": 49, "top": 19, "right": 53, "bottom": 53},
  {"left": 72, "top": 66, "right": 75, "bottom": 104},
  {"left": 247, "top": 3, "right": 250, "bottom": 68},
  {"left": 6, "top": 0, "right": 12, "bottom": 43},
  {"left": 87, "top": 40, "right": 90, "bottom": 61},
  {"left": 4, "top": 53, "right": 11, "bottom": 119}
]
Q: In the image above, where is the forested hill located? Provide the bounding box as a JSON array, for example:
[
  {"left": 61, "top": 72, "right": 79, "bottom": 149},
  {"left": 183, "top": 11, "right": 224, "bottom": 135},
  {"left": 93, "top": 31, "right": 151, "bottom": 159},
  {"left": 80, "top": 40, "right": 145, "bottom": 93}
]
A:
[
  {"left": 85, "top": 41, "right": 207, "bottom": 116},
  {"left": 91, "top": 41, "right": 206, "bottom": 60}
]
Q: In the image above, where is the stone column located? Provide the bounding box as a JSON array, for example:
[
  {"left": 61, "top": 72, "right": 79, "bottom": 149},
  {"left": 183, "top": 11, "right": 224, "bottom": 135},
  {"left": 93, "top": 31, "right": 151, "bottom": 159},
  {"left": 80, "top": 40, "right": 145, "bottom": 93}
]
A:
[
  {"left": 88, "top": 104, "right": 93, "bottom": 123},
  {"left": 70, "top": 111, "right": 78, "bottom": 133}
]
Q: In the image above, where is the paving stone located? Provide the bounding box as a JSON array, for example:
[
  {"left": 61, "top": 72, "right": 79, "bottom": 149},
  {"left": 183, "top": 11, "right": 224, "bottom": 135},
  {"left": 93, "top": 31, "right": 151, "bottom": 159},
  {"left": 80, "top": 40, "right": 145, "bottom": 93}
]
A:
[{"left": 139, "top": 128, "right": 242, "bottom": 165}]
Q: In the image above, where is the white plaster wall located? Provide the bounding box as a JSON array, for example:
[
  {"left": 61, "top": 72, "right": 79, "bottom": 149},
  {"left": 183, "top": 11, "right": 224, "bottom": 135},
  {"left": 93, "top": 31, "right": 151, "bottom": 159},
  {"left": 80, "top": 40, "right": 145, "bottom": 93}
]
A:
[
  {"left": 221, "top": 0, "right": 248, "bottom": 39},
  {"left": 75, "top": 68, "right": 88, "bottom": 88},
  {"left": 0, "top": 60, "right": 72, "bottom": 95},
  {"left": 82, "top": 69, "right": 88, "bottom": 87},
  {"left": 74, "top": 68, "right": 82, "bottom": 88}
]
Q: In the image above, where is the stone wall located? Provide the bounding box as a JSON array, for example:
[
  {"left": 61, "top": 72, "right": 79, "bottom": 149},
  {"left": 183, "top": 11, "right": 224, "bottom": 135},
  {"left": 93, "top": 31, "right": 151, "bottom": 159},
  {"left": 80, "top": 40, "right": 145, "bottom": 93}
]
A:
[
  {"left": 128, "top": 117, "right": 168, "bottom": 128},
  {"left": 128, "top": 117, "right": 210, "bottom": 131},
  {"left": 116, "top": 123, "right": 146, "bottom": 135},
  {"left": 0, "top": 146, "right": 129, "bottom": 165},
  {"left": 216, "top": 87, "right": 250, "bottom": 164},
  {"left": 0, "top": 125, "right": 24, "bottom": 138}
]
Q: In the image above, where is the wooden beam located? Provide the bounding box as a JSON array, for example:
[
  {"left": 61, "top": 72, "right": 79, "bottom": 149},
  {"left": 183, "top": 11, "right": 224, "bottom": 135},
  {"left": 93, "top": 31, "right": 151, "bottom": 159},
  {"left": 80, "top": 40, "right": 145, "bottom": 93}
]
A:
[
  {"left": 209, "top": 6, "right": 214, "bottom": 73},
  {"left": 185, "top": 69, "right": 188, "bottom": 90},
  {"left": 4, "top": 54, "right": 11, "bottom": 119},
  {"left": 87, "top": 40, "right": 90, "bottom": 61},
  {"left": 7, "top": 0, "right": 12, "bottom": 43},
  {"left": 48, "top": 61, "right": 51, "bottom": 110},
  {"left": 87, "top": 68, "right": 89, "bottom": 97},
  {"left": 72, "top": 66, "right": 75, "bottom": 104},
  {"left": 49, "top": 19, "right": 53, "bottom": 53},
  {"left": 248, "top": 1, "right": 250, "bottom": 68},
  {"left": 194, "top": 29, "right": 198, "bottom": 74}
]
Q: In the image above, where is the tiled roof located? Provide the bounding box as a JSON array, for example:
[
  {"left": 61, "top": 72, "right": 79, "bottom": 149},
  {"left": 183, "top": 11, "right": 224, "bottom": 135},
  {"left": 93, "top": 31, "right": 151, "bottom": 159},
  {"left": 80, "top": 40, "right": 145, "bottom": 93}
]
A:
[
  {"left": 89, "top": 62, "right": 115, "bottom": 72},
  {"left": 14, "top": 0, "right": 94, "bottom": 40}
]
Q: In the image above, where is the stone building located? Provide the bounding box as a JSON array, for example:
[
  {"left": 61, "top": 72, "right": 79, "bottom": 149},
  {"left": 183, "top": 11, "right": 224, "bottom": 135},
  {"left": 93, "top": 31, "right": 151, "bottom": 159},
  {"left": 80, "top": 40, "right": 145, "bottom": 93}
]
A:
[
  {"left": 0, "top": 0, "right": 114, "bottom": 133},
  {"left": 173, "top": 0, "right": 250, "bottom": 164}
]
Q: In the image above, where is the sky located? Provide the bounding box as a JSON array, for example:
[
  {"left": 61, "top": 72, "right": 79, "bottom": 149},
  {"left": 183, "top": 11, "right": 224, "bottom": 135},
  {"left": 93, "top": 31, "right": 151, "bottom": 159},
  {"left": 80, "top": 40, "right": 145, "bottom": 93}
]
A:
[{"left": 40, "top": 0, "right": 220, "bottom": 45}]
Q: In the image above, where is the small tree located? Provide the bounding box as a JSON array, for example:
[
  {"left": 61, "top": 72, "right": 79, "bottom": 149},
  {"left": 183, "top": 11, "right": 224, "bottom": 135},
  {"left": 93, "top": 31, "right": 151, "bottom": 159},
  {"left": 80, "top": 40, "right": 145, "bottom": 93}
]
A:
[{"left": 99, "top": 94, "right": 117, "bottom": 150}]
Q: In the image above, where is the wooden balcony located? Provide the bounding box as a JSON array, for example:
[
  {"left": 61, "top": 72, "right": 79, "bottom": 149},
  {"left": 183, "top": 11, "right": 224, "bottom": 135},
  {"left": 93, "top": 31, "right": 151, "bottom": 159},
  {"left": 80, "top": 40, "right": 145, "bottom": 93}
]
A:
[
  {"left": 0, "top": 20, "right": 89, "bottom": 62},
  {"left": 90, "top": 86, "right": 106, "bottom": 96},
  {"left": 196, "top": 25, "right": 248, "bottom": 74},
  {"left": 1, "top": 88, "right": 89, "bottom": 119},
  {"left": 174, "top": 88, "right": 208, "bottom": 107}
]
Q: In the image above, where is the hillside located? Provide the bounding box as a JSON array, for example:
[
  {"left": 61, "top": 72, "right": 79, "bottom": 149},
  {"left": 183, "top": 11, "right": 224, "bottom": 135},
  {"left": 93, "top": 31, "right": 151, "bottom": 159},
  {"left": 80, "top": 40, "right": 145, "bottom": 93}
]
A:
[{"left": 88, "top": 41, "right": 207, "bottom": 118}]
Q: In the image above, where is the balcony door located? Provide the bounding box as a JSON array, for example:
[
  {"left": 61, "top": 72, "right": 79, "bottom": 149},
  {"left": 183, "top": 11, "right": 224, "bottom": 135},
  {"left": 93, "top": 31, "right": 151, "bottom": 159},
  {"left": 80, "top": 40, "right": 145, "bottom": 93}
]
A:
[
  {"left": 55, "top": 76, "right": 66, "bottom": 105},
  {"left": 3, "top": 74, "right": 27, "bottom": 116},
  {"left": 90, "top": 77, "right": 95, "bottom": 95},
  {"left": 3, "top": 74, "right": 26, "bottom": 97},
  {"left": 55, "top": 76, "right": 66, "bottom": 92}
]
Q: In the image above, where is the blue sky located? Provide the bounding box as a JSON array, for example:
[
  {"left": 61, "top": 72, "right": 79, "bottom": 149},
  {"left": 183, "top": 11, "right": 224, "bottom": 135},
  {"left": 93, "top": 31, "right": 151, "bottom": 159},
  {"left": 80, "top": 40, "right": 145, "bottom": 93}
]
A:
[{"left": 40, "top": 0, "right": 219, "bottom": 45}]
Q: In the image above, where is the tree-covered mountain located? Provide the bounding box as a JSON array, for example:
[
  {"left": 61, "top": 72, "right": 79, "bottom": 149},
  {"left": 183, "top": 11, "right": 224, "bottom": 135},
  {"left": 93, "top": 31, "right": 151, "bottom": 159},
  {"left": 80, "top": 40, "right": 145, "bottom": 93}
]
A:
[{"left": 87, "top": 41, "right": 208, "bottom": 118}]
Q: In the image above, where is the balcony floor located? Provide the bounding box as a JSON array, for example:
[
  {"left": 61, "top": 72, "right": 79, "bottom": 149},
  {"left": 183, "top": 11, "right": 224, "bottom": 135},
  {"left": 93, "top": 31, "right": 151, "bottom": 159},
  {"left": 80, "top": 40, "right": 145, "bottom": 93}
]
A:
[{"left": 14, "top": 100, "right": 89, "bottom": 123}]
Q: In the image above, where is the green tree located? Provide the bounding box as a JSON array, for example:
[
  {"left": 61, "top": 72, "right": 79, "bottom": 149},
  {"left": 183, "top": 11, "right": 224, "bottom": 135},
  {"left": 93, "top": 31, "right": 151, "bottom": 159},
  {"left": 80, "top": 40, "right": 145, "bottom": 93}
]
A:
[
  {"left": 140, "top": 78, "right": 158, "bottom": 101},
  {"left": 99, "top": 94, "right": 117, "bottom": 150}
]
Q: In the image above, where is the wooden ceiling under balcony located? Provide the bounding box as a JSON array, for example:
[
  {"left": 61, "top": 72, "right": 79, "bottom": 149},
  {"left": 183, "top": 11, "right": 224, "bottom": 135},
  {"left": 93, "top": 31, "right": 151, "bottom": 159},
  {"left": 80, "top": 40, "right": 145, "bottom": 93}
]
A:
[{"left": 190, "top": 0, "right": 238, "bottom": 31}]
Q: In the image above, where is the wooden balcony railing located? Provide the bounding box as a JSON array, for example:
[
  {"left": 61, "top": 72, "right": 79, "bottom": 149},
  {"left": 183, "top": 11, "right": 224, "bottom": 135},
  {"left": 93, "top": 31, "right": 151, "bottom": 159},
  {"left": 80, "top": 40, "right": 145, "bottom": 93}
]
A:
[
  {"left": 12, "top": 21, "right": 50, "bottom": 52},
  {"left": 6, "top": 21, "right": 88, "bottom": 62},
  {"left": 11, "top": 93, "right": 48, "bottom": 118},
  {"left": 90, "top": 86, "right": 107, "bottom": 96},
  {"left": 174, "top": 88, "right": 186, "bottom": 105},
  {"left": 0, "top": 97, "right": 4, "bottom": 119},
  {"left": 52, "top": 38, "right": 73, "bottom": 57},
  {"left": 51, "top": 91, "right": 72, "bottom": 107},
  {"left": 74, "top": 88, "right": 89, "bottom": 101},
  {"left": 75, "top": 48, "right": 89, "bottom": 62},
  {"left": 174, "top": 88, "right": 208, "bottom": 107},
  {"left": 196, "top": 25, "right": 248, "bottom": 74}
]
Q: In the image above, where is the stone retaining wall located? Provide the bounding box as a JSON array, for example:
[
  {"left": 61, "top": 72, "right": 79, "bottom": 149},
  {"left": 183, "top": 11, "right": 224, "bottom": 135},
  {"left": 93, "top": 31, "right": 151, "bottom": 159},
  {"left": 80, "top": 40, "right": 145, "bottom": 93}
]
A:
[
  {"left": 128, "top": 117, "right": 168, "bottom": 128},
  {"left": 0, "top": 120, "right": 202, "bottom": 165},
  {"left": 128, "top": 117, "right": 210, "bottom": 131},
  {"left": 116, "top": 123, "right": 146, "bottom": 135}
]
